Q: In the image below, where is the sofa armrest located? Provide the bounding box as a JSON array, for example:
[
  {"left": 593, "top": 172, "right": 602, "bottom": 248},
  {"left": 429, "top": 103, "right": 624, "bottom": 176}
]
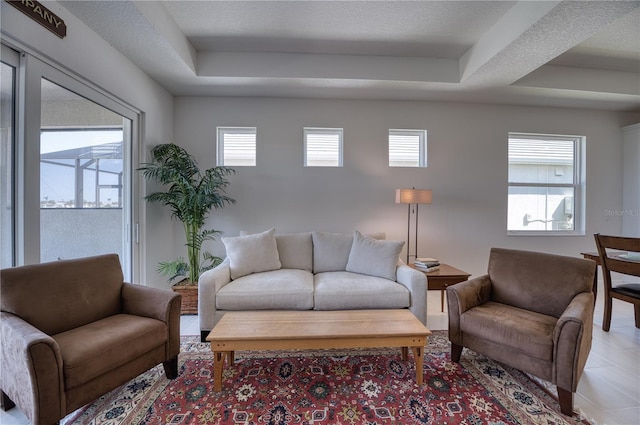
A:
[
  {"left": 198, "top": 258, "right": 232, "bottom": 334},
  {"left": 446, "top": 274, "right": 492, "bottom": 345},
  {"left": 552, "top": 291, "right": 594, "bottom": 392},
  {"left": 0, "top": 312, "right": 64, "bottom": 425},
  {"left": 121, "top": 283, "right": 182, "bottom": 359},
  {"left": 395, "top": 264, "right": 427, "bottom": 325}
]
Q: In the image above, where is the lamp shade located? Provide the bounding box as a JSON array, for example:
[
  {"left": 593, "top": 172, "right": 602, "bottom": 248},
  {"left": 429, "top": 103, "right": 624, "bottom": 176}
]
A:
[{"left": 395, "top": 188, "right": 432, "bottom": 204}]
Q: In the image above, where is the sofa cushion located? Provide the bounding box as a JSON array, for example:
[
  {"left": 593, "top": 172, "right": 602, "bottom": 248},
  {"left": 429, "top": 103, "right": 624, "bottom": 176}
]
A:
[
  {"left": 216, "top": 269, "right": 314, "bottom": 310},
  {"left": 222, "top": 228, "right": 281, "bottom": 280},
  {"left": 312, "top": 232, "right": 353, "bottom": 273},
  {"left": 460, "top": 301, "right": 556, "bottom": 361},
  {"left": 346, "top": 231, "right": 403, "bottom": 281},
  {"left": 313, "top": 271, "right": 410, "bottom": 310},
  {"left": 276, "top": 233, "right": 313, "bottom": 271},
  {"left": 53, "top": 314, "right": 167, "bottom": 390}
]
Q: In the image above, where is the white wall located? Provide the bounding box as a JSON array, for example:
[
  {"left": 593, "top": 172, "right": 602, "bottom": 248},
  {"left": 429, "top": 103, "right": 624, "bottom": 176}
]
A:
[
  {"left": 622, "top": 124, "right": 640, "bottom": 237},
  {"left": 1, "top": 1, "right": 174, "bottom": 287},
  {"left": 175, "top": 97, "right": 640, "bottom": 278}
]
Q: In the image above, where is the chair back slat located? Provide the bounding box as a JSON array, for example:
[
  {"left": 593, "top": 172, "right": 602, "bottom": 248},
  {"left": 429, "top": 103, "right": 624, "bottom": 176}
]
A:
[
  {"left": 594, "top": 233, "right": 640, "bottom": 286},
  {"left": 595, "top": 234, "right": 640, "bottom": 253},
  {"left": 606, "top": 258, "right": 640, "bottom": 278}
]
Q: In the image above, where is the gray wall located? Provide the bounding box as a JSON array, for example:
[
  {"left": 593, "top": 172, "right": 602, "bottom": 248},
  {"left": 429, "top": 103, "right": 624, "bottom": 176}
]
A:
[{"left": 175, "top": 96, "right": 640, "bottom": 278}]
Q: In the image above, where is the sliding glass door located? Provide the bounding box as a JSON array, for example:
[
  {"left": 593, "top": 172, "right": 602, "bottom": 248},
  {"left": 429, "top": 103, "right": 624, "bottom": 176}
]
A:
[
  {"left": 39, "top": 79, "right": 133, "bottom": 274},
  {"left": 2, "top": 46, "right": 138, "bottom": 279}
]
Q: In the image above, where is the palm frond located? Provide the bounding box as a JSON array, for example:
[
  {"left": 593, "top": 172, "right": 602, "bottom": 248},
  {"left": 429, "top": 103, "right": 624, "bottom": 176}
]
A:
[{"left": 157, "top": 258, "right": 189, "bottom": 282}]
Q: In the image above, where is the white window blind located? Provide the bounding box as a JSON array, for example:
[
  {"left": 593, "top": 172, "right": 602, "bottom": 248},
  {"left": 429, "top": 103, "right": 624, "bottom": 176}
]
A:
[
  {"left": 217, "top": 127, "right": 256, "bottom": 166},
  {"left": 389, "top": 129, "right": 427, "bottom": 167},
  {"left": 304, "top": 127, "right": 343, "bottom": 167}
]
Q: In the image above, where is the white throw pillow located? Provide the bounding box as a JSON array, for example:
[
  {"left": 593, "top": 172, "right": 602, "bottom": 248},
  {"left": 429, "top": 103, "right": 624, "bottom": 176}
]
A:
[
  {"left": 312, "top": 232, "right": 354, "bottom": 273},
  {"left": 346, "top": 230, "right": 404, "bottom": 281},
  {"left": 222, "top": 228, "right": 281, "bottom": 279}
]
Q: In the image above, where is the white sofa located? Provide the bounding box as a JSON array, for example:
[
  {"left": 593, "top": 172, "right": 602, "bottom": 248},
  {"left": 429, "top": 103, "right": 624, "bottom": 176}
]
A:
[{"left": 199, "top": 229, "right": 427, "bottom": 341}]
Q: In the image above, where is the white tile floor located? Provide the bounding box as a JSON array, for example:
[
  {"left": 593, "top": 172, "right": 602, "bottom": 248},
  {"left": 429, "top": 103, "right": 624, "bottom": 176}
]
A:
[{"left": 2, "top": 289, "right": 639, "bottom": 424}]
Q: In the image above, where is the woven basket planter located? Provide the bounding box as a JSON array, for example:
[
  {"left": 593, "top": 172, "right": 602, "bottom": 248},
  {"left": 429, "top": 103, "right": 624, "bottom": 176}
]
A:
[{"left": 172, "top": 280, "right": 198, "bottom": 315}]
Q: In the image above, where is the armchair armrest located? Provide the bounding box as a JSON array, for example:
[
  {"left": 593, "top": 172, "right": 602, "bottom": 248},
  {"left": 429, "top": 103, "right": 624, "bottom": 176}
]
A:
[
  {"left": 198, "top": 258, "right": 231, "bottom": 333},
  {"left": 395, "top": 264, "right": 427, "bottom": 325},
  {"left": 553, "top": 291, "right": 594, "bottom": 392},
  {"left": 446, "top": 274, "right": 492, "bottom": 344},
  {"left": 447, "top": 274, "right": 492, "bottom": 313},
  {"left": 121, "top": 283, "right": 182, "bottom": 359},
  {"left": 122, "top": 283, "right": 181, "bottom": 321},
  {"left": 0, "top": 312, "right": 64, "bottom": 425}
]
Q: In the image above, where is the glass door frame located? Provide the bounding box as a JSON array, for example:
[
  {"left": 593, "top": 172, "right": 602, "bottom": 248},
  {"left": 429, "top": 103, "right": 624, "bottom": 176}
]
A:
[
  {"left": 8, "top": 48, "right": 140, "bottom": 281},
  {"left": 1, "top": 45, "right": 20, "bottom": 267}
]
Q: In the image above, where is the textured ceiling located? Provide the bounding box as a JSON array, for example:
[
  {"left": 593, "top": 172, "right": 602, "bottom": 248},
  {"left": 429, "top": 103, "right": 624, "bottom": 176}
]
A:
[
  {"left": 59, "top": 0, "right": 640, "bottom": 111},
  {"left": 164, "top": 1, "right": 515, "bottom": 57}
]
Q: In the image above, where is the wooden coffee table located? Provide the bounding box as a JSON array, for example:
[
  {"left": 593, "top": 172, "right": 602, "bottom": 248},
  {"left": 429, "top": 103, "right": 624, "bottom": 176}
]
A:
[{"left": 206, "top": 309, "right": 431, "bottom": 392}]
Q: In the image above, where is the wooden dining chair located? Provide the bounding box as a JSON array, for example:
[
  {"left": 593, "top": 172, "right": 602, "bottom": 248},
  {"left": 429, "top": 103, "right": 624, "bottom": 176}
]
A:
[{"left": 594, "top": 234, "right": 640, "bottom": 331}]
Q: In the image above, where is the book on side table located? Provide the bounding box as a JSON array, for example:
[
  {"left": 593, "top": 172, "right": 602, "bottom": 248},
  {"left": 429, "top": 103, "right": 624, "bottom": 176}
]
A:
[{"left": 413, "top": 257, "right": 440, "bottom": 272}]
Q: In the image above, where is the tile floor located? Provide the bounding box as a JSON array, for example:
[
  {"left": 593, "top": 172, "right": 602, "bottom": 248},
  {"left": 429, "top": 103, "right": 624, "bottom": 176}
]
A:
[{"left": 2, "top": 287, "right": 639, "bottom": 424}]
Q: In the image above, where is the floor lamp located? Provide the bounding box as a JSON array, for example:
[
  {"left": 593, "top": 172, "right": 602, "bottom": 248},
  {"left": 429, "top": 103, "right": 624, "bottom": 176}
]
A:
[{"left": 395, "top": 188, "right": 432, "bottom": 264}]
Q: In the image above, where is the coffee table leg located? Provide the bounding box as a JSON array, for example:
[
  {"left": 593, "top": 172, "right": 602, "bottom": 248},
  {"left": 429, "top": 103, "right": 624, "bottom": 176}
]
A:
[
  {"left": 213, "top": 351, "right": 227, "bottom": 391},
  {"left": 401, "top": 347, "right": 408, "bottom": 361},
  {"left": 412, "top": 346, "right": 424, "bottom": 386}
]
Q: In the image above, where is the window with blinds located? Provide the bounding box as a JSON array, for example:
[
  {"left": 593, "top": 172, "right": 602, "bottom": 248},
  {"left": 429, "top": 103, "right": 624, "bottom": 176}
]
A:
[
  {"left": 217, "top": 127, "right": 256, "bottom": 166},
  {"left": 507, "top": 133, "right": 585, "bottom": 235},
  {"left": 389, "top": 129, "right": 427, "bottom": 167},
  {"left": 304, "top": 127, "right": 343, "bottom": 167}
]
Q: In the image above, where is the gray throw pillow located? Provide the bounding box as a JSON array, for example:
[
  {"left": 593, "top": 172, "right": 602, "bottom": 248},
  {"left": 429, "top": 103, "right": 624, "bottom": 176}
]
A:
[
  {"left": 346, "top": 230, "right": 404, "bottom": 281},
  {"left": 276, "top": 233, "right": 313, "bottom": 271},
  {"left": 312, "top": 231, "right": 353, "bottom": 273}
]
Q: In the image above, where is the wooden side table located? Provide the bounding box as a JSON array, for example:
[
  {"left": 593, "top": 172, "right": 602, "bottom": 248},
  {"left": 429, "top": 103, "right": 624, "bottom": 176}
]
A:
[{"left": 409, "top": 263, "right": 471, "bottom": 312}]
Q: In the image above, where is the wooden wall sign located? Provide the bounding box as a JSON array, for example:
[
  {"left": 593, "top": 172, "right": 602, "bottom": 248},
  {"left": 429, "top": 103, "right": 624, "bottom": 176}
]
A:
[{"left": 5, "top": 0, "right": 67, "bottom": 39}]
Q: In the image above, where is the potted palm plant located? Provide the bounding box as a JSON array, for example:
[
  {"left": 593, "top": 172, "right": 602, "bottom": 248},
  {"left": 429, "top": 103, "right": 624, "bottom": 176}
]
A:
[{"left": 139, "top": 143, "right": 235, "bottom": 314}]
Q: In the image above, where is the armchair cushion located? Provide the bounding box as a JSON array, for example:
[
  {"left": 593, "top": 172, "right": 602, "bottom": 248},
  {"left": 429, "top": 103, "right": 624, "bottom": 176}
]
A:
[
  {"left": 53, "top": 314, "right": 167, "bottom": 389},
  {"left": 460, "top": 301, "right": 556, "bottom": 361}
]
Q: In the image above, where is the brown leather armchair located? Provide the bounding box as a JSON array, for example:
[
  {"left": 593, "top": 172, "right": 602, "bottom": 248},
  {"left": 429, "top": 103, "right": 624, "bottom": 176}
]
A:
[
  {"left": 1, "top": 254, "right": 182, "bottom": 425},
  {"left": 447, "top": 248, "right": 596, "bottom": 416}
]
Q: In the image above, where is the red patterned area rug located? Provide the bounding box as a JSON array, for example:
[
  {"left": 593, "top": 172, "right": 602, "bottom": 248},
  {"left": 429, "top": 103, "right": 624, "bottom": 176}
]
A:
[{"left": 62, "top": 332, "right": 594, "bottom": 425}]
